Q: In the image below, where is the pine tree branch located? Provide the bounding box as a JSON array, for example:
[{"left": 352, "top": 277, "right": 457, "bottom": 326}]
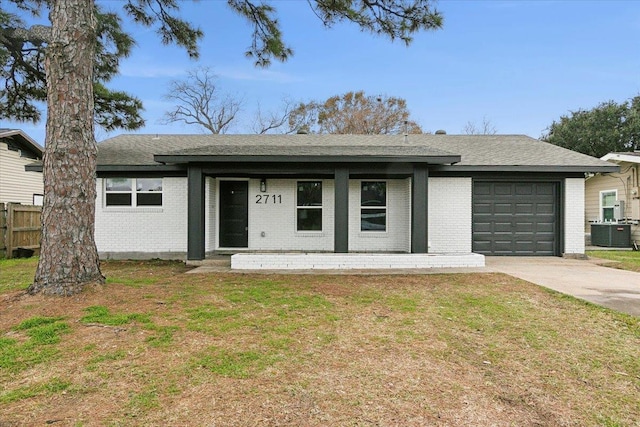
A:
[{"left": 3, "top": 24, "right": 51, "bottom": 44}]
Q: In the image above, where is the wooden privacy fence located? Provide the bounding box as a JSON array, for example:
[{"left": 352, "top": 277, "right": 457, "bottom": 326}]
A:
[{"left": 0, "top": 203, "right": 42, "bottom": 258}]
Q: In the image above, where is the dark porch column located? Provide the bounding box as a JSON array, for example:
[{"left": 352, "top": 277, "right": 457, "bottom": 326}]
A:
[
  {"left": 411, "top": 165, "right": 429, "bottom": 253},
  {"left": 334, "top": 167, "right": 349, "bottom": 253},
  {"left": 187, "top": 165, "right": 205, "bottom": 260}
]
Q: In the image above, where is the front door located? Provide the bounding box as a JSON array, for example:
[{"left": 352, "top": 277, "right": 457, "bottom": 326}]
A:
[{"left": 219, "top": 181, "right": 248, "bottom": 248}]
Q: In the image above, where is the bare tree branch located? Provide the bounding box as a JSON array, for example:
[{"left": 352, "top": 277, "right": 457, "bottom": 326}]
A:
[
  {"left": 162, "top": 66, "right": 242, "bottom": 134},
  {"left": 463, "top": 117, "right": 497, "bottom": 135},
  {"left": 251, "top": 98, "right": 297, "bottom": 134}
]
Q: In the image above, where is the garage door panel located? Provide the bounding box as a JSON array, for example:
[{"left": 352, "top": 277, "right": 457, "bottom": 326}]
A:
[
  {"left": 535, "top": 184, "right": 555, "bottom": 196},
  {"left": 536, "top": 241, "right": 555, "bottom": 250},
  {"left": 515, "top": 241, "right": 534, "bottom": 252},
  {"left": 473, "top": 181, "right": 559, "bottom": 256},
  {"left": 474, "top": 224, "right": 492, "bottom": 233},
  {"left": 474, "top": 183, "right": 492, "bottom": 195},
  {"left": 515, "top": 203, "right": 534, "bottom": 214},
  {"left": 494, "top": 183, "right": 514, "bottom": 195},
  {"left": 515, "top": 184, "right": 534, "bottom": 195},
  {"left": 474, "top": 203, "right": 493, "bottom": 214},
  {"left": 535, "top": 203, "right": 555, "bottom": 214},
  {"left": 473, "top": 242, "right": 493, "bottom": 253},
  {"left": 494, "top": 203, "right": 513, "bottom": 214},
  {"left": 514, "top": 222, "right": 534, "bottom": 233},
  {"left": 494, "top": 222, "right": 512, "bottom": 233},
  {"left": 494, "top": 241, "right": 516, "bottom": 252},
  {"left": 536, "top": 222, "right": 555, "bottom": 233}
]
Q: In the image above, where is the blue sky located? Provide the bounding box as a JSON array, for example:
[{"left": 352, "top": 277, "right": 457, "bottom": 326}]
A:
[{"left": 4, "top": 0, "right": 640, "bottom": 145}]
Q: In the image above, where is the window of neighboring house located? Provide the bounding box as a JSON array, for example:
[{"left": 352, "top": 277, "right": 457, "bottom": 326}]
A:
[
  {"left": 297, "top": 181, "right": 322, "bottom": 231},
  {"left": 33, "top": 194, "right": 43, "bottom": 206},
  {"left": 361, "top": 181, "right": 386, "bottom": 231},
  {"left": 600, "top": 190, "right": 617, "bottom": 221},
  {"left": 105, "top": 178, "right": 163, "bottom": 207}
]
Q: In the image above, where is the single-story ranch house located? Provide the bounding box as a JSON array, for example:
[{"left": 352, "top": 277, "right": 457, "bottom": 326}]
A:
[{"left": 77, "top": 133, "right": 616, "bottom": 267}]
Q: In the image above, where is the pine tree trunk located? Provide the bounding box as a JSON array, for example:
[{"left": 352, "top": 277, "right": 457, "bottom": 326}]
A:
[{"left": 28, "top": 0, "right": 104, "bottom": 296}]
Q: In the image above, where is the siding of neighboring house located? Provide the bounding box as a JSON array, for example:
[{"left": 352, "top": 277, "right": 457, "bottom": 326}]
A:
[
  {"left": 0, "top": 141, "right": 43, "bottom": 205},
  {"left": 95, "top": 177, "right": 188, "bottom": 258},
  {"left": 585, "top": 164, "right": 640, "bottom": 244},
  {"left": 428, "top": 177, "right": 472, "bottom": 253}
]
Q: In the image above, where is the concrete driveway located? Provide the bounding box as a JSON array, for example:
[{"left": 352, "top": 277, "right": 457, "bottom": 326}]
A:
[{"left": 486, "top": 257, "right": 640, "bottom": 316}]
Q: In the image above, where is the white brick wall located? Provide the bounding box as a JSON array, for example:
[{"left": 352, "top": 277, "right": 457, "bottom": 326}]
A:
[
  {"left": 95, "top": 175, "right": 477, "bottom": 257},
  {"left": 95, "top": 177, "right": 187, "bottom": 257},
  {"left": 211, "top": 178, "right": 412, "bottom": 252},
  {"left": 428, "top": 177, "right": 472, "bottom": 253},
  {"left": 231, "top": 252, "right": 485, "bottom": 269},
  {"left": 564, "top": 178, "right": 585, "bottom": 255},
  {"left": 348, "top": 178, "right": 411, "bottom": 252},
  {"left": 244, "top": 178, "right": 334, "bottom": 251}
]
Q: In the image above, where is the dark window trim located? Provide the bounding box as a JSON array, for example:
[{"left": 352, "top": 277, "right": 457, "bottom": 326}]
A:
[
  {"left": 296, "top": 180, "right": 323, "bottom": 232},
  {"left": 360, "top": 180, "right": 387, "bottom": 232}
]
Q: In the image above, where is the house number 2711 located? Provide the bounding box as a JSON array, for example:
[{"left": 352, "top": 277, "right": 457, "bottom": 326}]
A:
[{"left": 255, "top": 194, "right": 282, "bottom": 204}]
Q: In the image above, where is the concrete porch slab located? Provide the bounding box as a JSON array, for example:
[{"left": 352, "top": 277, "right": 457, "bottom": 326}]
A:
[{"left": 230, "top": 253, "right": 485, "bottom": 270}]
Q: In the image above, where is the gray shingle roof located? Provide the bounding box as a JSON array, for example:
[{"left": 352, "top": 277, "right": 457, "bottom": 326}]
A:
[
  {"left": 96, "top": 133, "right": 617, "bottom": 171},
  {"left": 430, "top": 135, "right": 608, "bottom": 168},
  {"left": 97, "top": 134, "right": 457, "bottom": 165},
  {"left": 163, "top": 143, "right": 454, "bottom": 158}
]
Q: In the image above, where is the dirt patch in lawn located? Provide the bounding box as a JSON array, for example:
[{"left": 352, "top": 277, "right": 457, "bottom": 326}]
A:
[{"left": 1, "top": 260, "right": 639, "bottom": 426}]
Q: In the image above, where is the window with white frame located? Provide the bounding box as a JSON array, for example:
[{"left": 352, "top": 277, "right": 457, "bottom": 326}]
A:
[
  {"left": 600, "top": 189, "right": 617, "bottom": 221},
  {"left": 296, "top": 181, "right": 322, "bottom": 231},
  {"left": 105, "top": 178, "right": 163, "bottom": 207},
  {"left": 361, "top": 181, "right": 386, "bottom": 231}
]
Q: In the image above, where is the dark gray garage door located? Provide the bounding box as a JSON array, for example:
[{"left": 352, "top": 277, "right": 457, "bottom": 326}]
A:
[{"left": 473, "top": 181, "right": 559, "bottom": 256}]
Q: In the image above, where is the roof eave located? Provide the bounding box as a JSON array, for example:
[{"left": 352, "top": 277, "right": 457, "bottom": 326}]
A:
[
  {"left": 432, "top": 165, "right": 620, "bottom": 173},
  {"left": 0, "top": 129, "right": 44, "bottom": 156},
  {"left": 26, "top": 164, "right": 188, "bottom": 173},
  {"left": 153, "top": 154, "right": 461, "bottom": 164},
  {"left": 29, "top": 162, "right": 617, "bottom": 174},
  {"left": 600, "top": 153, "right": 640, "bottom": 164}
]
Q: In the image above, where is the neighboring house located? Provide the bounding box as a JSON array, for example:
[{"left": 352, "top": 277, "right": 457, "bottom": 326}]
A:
[
  {"left": 0, "top": 129, "right": 44, "bottom": 205},
  {"left": 68, "top": 133, "right": 615, "bottom": 261},
  {"left": 585, "top": 152, "right": 640, "bottom": 246}
]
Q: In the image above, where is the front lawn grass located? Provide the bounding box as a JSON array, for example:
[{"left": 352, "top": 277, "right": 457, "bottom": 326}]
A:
[
  {"left": 588, "top": 250, "right": 640, "bottom": 272},
  {"left": 0, "top": 258, "right": 638, "bottom": 426},
  {"left": 0, "top": 256, "right": 38, "bottom": 292}
]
